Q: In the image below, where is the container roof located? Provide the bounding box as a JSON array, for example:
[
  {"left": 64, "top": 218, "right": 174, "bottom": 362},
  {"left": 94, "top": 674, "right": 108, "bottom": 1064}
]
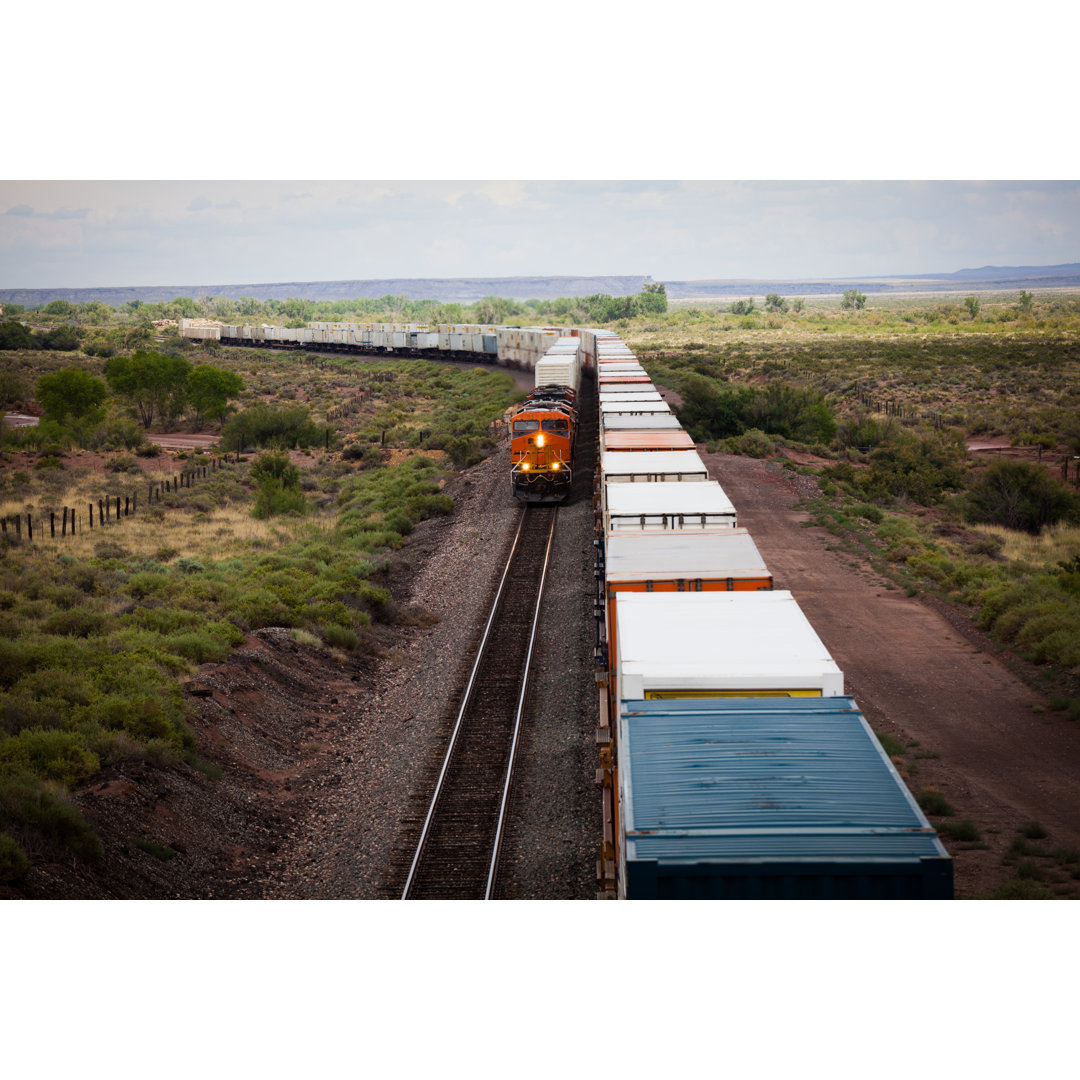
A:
[
  {"left": 600, "top": 401, "right": 671, "bottom": 414},
  {"left": 606, "top": 480, "right": 735, "bottom": 516},
  {"left": 615, "top": 591, "right": 843, "bottom": 693},
  {"left": 619, "top": 697, "right": 948, "bottom": 864},
  {"left": 605, "top": 528, "right": 769, "bottom": 580},
  {"left": 601, "top": 449, "right": 707, "bottom": 477},
  {"left": 602, "top": 431, "right": 697, "bottom": 451},
  {"left": 602, "top": 413, "right": 683, "bottom": 431}
]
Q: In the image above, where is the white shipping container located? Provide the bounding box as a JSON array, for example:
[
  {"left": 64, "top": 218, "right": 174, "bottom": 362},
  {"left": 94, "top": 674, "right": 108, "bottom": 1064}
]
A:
[
  {"left": 534, "top": 356, "right": 581, "bottom": 394},
  {"left": 614, "top": 591, "right": 844, "bottom": 701},
  {"left": 601, "top": 413, "right": 682, "bottom": 432},
  {"left": 601, "top": 450, "right": 709, "bottom": 483},
  {"left": 604, "top": 480, "right": 736, "bottom": 533},
  {"left": 604, "top": 528, "right": 770, "bottom": 585},
  {"left": 598, "top": 391, "right": 664, "bottom": 403},
  {"left": 600, "top": 400, "right": 671, "bottom": 416}
]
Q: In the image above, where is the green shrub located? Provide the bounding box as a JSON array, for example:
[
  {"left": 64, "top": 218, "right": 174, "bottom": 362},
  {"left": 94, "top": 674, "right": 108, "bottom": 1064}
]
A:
[
  {"left": 322, "top": 623, "right": 358, "bottom": 650},
  {"left": 988, "top": 878, "right": 1055, "bottom": 899},
  {"left": 0, "top": 832, "right": 31, "bottom": 884},
  {"left": 0, "top": 729, "right": 101, "bottom": 787},
  {"left": 965, "top": 461, "right": 1080, "bottom": 534},
  {"left": 135, "top": 837, "right": 178, "bottom": 861},
  {"left": 937, "top": 819, "right": 982, "bottom": 842},
  {"left": 850, "top": 502, "right": 884, "bottom": 524},
  {"left": 917, "top": 788, "right": 955, "bottom": 816},
  {"left": 253, "top": 479, "right": 309, "bottom": 519},
  {"left": 251, "top": 450, "right": 300, "bottom": 488},
  {"left": 0, "top": 770, "right": 102, "bottom": 862},
  {"left": 874, "top": 731, "right": 905, "bottom": 758},
  {"left": 1020, "top": 820, "right": 1049, "bottom": 840}
]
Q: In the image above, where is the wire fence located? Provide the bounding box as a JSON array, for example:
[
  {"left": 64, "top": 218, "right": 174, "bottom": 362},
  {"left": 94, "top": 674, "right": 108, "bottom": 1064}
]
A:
[{"left": 1, "top": 456, "right": 233, "bottom": 544}]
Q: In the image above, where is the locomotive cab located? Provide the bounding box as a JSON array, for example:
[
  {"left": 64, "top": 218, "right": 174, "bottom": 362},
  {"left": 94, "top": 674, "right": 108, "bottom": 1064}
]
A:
[{"left": 511, "top": 399, "right": 575, "bottom": 501}]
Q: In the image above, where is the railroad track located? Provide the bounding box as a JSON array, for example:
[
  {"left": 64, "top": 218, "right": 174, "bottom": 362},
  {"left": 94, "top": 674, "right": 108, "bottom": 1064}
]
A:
[{"left": 402, "top": 504, "right": 558, "bottom": 899}]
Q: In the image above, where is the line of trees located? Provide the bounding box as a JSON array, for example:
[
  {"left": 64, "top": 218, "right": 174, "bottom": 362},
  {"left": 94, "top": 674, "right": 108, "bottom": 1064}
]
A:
[
  {"left": 32, "top": 353, "right": 244, "bottom": 432},
  {"left": 2, "top": 283, "right": 669, "bottom": 331}
]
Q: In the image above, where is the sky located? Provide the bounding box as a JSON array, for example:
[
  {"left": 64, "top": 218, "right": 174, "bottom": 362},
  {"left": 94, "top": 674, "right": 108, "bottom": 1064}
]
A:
[
  {"left": 3, "top": 179, "right": 1078, "bottom": 289},
  {"left": 4, "top": 6, "right": 1077, "bottom": 292}
]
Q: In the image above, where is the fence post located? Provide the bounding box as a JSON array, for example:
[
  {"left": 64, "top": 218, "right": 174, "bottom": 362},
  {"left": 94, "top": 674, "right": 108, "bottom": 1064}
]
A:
[
  {"left": 50, "top": 511, "right": 55, "bottom": 538},
  {"left": 89, "top": 502, "right": 94, "bottom": 529},
  {"left": 116, "top": 496, "right": 121, "bottom": 520},
  {"left": 15, "top": 516, "right": 21, "bottom": 539},
  {"left": 27, "top": 514, "right": 32, "bottom": 541},
  {"left": 99, "top": 500, "right": 104, "bottom": 526}
]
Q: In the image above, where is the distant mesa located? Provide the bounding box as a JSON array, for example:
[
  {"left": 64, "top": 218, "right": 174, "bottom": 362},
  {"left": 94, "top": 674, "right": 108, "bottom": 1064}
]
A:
[
  {"left": 2, "top": 265, "right": 1078, "bottom": 307},
  {"left": 0, "top": 275, "right": 653, "bottom": 307}
]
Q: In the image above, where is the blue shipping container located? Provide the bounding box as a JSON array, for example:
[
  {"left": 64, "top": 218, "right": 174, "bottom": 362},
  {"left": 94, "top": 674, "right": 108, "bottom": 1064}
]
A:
[{"left": 618, "top": 697, "right": 953, "bottom": 900}]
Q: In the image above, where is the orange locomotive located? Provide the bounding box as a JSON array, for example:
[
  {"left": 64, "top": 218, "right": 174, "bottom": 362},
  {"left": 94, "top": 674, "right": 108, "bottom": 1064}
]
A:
[
  {"left": 510, "top": 385, "right": 577, "bottom": 501},
  {"left": 510, "top": 338, "right": 583, "bottom": 502}
]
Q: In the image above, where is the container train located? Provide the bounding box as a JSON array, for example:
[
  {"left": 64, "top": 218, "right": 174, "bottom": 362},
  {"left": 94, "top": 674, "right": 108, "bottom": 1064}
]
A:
[{"left": 179, "top": 317, "right": 954, "bottom": 900}]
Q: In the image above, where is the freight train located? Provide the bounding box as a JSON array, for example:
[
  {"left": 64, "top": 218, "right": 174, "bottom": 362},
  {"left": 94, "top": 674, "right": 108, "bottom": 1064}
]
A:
[{"left": 179, "top": 317, "right": 954, "bottom": 900}]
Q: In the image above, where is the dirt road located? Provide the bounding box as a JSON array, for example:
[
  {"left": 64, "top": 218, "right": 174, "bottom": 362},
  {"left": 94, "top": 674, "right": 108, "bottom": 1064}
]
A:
[{"left": 703, "top": 451, "right": 1080, "bottom": 899}]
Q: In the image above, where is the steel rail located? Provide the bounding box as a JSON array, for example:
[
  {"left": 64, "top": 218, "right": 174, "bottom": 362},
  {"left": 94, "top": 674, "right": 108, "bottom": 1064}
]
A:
[
  {"left": 401, "top": 506, "right": 545, "bottom": 899},
  {"left": 484, "top": 507, "right": 558, "bottom": 899}
]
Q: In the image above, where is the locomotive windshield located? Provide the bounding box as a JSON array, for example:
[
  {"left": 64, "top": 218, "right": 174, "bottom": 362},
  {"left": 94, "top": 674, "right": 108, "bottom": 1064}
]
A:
[
  {"left": 541, "top": 418, "right": 569, "bottom": 433},
  {"left": 513, "top": 419, "right": 540, "bottom": 434}
]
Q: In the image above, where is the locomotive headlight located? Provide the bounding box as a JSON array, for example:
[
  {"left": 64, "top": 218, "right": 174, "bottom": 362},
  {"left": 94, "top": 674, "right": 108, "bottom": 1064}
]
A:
[
  {"left": 521, "top": 462, "right": 530, "bottom": 471},
  {"left": 537, "top": 434, "right": 545, "bottom": 448},
  {"left": 552, "top": 461, "right": 560, "bottom": 471}
]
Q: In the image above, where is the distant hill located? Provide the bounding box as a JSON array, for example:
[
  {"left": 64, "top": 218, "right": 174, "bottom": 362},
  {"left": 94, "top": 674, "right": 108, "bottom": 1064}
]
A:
[
  {"left": 664, "top": 263, "right": 1080, "bottom": 299},
  {"left": 902, "top": 263, "right": 1080, "bottom": 282},
  {"left": 2, "top": 265, "right": 1077, "bottom": 308},
  {"left": 0, "top": 275, "right": 653, "bottom": 308}
]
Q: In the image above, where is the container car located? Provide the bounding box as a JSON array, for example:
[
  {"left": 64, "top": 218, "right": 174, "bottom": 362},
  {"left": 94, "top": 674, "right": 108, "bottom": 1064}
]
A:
[
  {"left": 613, "top": 590, "right": 844, "bottom": 701},
  {"left": 616, "top": 697, "right": 954, "bottom": 900},
  {"left": 602, "top": 479, "right": 737, "bottom": 534}
]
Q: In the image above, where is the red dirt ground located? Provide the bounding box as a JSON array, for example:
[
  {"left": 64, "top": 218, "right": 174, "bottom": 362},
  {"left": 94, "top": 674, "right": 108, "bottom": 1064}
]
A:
[{"left": 704, "top": 451, "right": 1080, "bottom": 899}]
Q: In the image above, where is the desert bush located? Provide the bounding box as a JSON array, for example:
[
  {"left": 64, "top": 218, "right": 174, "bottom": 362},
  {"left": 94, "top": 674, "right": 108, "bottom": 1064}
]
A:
[
  {"left": 222, "top": 403, "right": 323, "bottom": 450},
  {"left": 0, "top": 831, "right": 30, "bottom": 883},
  {"left": 0, "top": 770, "right": 102, "bottom": 862},
  {"left": 917, "top": 788, "right": 955, "bottom": 816},
  {"left": 964, "top": 460, "right": 1080, "bottom": 535},
  {"left": 253, "top": 479, "right": 309, "bottom": 519}
]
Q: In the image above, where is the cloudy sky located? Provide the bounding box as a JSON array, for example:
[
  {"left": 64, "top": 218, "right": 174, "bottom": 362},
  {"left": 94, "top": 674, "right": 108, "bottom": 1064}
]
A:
[
  {"left": 2, "top": 180, "right": 1077, "bottom": 289},
  {"left": 3, "top": 6, "right": 1078, "bottom": 291}
]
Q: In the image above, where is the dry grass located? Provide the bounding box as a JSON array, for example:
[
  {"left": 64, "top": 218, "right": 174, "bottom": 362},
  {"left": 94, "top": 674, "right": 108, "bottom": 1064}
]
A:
[
  {"left": 969, "top": 522, "right": 1080, "bottom": 569},
  {"left": 0, "top": 468, "right": 328, "bottom": 562}
]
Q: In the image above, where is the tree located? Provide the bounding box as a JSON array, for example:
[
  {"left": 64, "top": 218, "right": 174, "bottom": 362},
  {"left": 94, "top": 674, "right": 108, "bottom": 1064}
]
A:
[
  {"left": 792, "top": 298, "right": 805, "bottom": 313},
  {"left": 0, "top": 320, "right": 36, "bottom": 350},
  {"left": 212, "top": 297, "right": 238, "bottom": 319},
  {"left": 37, "top": 367, "right": 107, "bottom": 422},
  {"left": 730, "top": 297, "right": 755, "bottom": 315},
  {"left": 964, "top": 296, "right": 981, "bottom": 319},
  {"left": 188, "top": 365, "right": 244, "bottom": 428},
  {"left": 966, "top": 460, "right": 1080, "bottom": 535},
  {"left": 40, "top": 325, "right": 81, "bottom": 351},
  {"left": 841, "top": 289, "right": 867, "bottom": 310},
  {"left": 1017, "top": 289, "right": 1035, "bottom": 314},
  {"left": 764, "top": 293, "right": 789, "bottom": 314},
  {"left": 638, "top": 282, "right": 668, "bottom": 315},
  {"left": 105, "top": 350, "right": 191, "bottom": 428}
]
